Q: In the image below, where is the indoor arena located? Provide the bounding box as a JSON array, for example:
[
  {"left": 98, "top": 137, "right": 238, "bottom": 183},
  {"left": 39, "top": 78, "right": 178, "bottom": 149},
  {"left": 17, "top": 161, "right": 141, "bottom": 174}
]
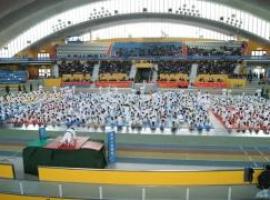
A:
[{"left": 0, "top": 0, "right": 270, "bottom": 199}]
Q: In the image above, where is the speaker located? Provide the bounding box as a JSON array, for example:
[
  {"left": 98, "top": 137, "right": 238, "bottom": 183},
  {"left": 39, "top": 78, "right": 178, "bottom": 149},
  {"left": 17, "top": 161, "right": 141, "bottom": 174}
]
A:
[
  {"left": 244, "top": 167, "right": 254, "bottom": 183},
  {"left": 258, "top": 169, "right": 270, "bottom": 189}
]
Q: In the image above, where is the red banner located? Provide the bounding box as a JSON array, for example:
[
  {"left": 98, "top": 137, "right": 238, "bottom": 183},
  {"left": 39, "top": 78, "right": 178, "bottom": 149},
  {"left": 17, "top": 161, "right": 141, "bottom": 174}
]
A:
[
  {"left": 193, "top": 82, "right": 228, "bottom": 88},
  {"left": 95, "top": 81, "right": 132, "bottom": 88},
  {"left": 157, "top": 81, "right": 189, "bottom": 88}
]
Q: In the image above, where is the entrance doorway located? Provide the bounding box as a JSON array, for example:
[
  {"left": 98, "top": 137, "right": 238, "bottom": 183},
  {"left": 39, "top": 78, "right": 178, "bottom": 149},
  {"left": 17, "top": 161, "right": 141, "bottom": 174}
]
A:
[
  {"left": 135, "top": 68, "right": 152, "bottom": 82},
  {"left": 253, "top": 66, "right": 265, "bottom": 80}
]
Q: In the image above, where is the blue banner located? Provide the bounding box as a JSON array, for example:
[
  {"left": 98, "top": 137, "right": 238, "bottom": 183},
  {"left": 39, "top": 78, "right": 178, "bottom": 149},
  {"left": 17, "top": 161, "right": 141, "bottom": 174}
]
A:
[
  {"left": 107, "top": 131, "right": 117, "bottom": 164},
  {"left": 0, "top": 70, "right": 28, "bottom": 83},
  {"left": 38, "top": 127, "right": 48, "bottom": 141}
]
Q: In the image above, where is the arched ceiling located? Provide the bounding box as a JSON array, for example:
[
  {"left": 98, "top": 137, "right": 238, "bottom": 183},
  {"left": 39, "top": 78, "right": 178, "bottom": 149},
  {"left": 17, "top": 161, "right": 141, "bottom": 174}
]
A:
[
  {"left": 0, "top": 0, "right": 92, "bottom": 46},
  {"left": 0, "top": 0, "right": 269, "bottom": 57},
  {"left": 30, "top": 13, "right": 268, "bottom": 49},
  {"left": 203, "top": 0, "right": 270, "bottom": 21}
]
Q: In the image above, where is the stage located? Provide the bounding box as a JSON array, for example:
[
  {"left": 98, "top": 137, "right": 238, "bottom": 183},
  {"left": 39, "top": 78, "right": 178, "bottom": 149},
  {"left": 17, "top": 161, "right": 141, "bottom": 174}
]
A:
[{"left": 23, "top": 137, "right": 107, "bottom": 175}]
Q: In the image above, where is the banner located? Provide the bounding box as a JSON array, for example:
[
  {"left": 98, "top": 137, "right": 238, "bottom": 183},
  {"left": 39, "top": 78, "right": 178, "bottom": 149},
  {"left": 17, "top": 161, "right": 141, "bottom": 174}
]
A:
[
  {"left": 38, "top": 127, "right": 48, "bottom": 141},
  {"left": 107, "top": 131, "right": 117, "bottom": 164}
]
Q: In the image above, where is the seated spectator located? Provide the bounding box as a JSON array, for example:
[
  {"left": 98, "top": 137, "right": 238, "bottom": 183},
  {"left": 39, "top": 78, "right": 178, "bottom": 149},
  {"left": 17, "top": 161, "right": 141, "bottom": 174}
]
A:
[
  {"left": 158, "top": 61, "right": 191, "bottom": 75},
  {"left": 188, "top": 43, "right": 243, "bottom": 57},
  {"left": 197, "top": 61, "right": 243, "bottom": 79},
  {"left": 113, "top": 42, "right": 183, "bottom": 58},
  {"left": 99, "top": 61, "right": 131, "bottom": 75},
  {"left": 58, "top": 60, "right": 97, "bottom": 75}
]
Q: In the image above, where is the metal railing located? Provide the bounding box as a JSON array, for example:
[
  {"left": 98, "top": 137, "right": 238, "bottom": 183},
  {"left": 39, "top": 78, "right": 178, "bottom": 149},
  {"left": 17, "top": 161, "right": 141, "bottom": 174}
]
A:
[
  {"left": 0, "top": 178, "right": 260, "bottom": 200},
  {"left": 0, "top": 55, "right": 270, "bottom": 63}
]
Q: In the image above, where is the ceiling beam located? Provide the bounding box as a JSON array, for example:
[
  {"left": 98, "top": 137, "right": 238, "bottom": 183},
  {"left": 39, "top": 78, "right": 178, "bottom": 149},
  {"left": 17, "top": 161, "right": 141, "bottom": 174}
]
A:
[
  {"left": 0, "top": 0, "right": 269, "bottom": 48},
  {"left": 27, "top": 12, "right": 270, "bottom": 52}
]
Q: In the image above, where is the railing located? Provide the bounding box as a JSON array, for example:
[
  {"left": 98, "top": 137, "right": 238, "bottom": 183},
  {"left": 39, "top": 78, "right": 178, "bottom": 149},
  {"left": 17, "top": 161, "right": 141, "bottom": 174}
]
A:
[
  {"left": 0, "top": 55, "right": 270, "bottom": 63},
  {"left": 0, "top": 178, "right": 260, "bottom": 200}
]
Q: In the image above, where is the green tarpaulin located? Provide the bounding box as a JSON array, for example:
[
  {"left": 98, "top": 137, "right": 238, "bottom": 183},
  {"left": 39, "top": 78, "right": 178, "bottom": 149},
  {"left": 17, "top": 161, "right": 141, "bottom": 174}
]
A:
[{"left": 23, "top": 142, "right": 107, "bottom": 175}]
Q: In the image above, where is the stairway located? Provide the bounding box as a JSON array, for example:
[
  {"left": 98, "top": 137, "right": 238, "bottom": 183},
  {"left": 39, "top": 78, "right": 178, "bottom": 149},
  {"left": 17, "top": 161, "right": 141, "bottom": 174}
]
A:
[
  {"left": 92, "top": 63, "right": 100, "bottom": 82},
  {"left": 189, "top": 63, "right": 198, "bottom": 84},
  {"left": 151, "top": 64, "right": 158, "bottom": 82},
  {"left": 129, "top": 65, "right": 137, "bottom": 80},
  {"left": 132, "top": 82, "right": 158, "bottom": 94},
  {"left": 244, "top": 79, "right": 261, "bottom": 94},
  {"left": 246, "top": 79, "right": 260, "bottom": 89}
]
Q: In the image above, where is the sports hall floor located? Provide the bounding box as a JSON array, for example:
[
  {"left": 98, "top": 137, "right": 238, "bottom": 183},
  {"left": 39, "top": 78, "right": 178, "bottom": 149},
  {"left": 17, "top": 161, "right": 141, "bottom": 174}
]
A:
[
  {"left": 1, "top": 128, "right": 270, "bottom": 178},
  {"left": 0, "top": 128, "right": 268, "bottom": 199}
]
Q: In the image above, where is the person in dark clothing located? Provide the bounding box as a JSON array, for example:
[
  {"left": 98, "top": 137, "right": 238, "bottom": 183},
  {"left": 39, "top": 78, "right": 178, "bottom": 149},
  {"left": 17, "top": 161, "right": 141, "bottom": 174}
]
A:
[
  {"left": 29, "top": 83, "right": 33, "bottom": 92},
  {"left": 22, "top": 85, "right": 27, "bottom": 93},
  {"left": 5, "top": 85, "right": 10, "bottom": 94}
]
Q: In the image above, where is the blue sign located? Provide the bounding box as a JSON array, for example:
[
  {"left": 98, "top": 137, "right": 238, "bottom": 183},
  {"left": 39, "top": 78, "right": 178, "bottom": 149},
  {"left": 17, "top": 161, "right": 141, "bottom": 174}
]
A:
[
  {"left": 38, "top": 127, "right": 48, "bottom": 140},
  {"left": 107, "top": 131, "right": 117, "bottom": 164}
]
